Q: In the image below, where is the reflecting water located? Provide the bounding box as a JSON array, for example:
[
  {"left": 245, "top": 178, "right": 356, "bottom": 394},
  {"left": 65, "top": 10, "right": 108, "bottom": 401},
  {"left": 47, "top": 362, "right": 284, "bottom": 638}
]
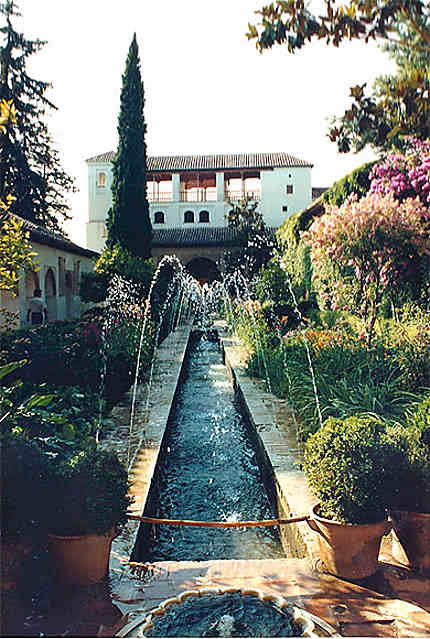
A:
[
  {"left": 143, "top": 592, "right": 300, "bottom": 637},
  {"left": 134, "top": 333, "right": 284, "bottom": 562}
]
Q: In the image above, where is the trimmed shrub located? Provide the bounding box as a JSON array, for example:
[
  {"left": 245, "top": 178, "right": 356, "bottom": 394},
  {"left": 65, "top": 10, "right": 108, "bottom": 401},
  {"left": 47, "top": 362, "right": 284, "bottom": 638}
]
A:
[
  {"left": 47, "top": 448, "right": 131, "bottom": 536},
  {"left": 395, "top": 395, "right": 430, "bottom": 513},
  {"left": 303, "top": 415, "right": 409, "bottom": 524},
  {"left": 1, "top": 433, "right": 50, "bottom": 536}
]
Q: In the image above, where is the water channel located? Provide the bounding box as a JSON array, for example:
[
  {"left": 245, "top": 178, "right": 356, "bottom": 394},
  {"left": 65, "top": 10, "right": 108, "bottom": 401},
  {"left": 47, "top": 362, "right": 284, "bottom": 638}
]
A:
[{"left": 133, "top": 331, "right": 285, "bottom": 563}]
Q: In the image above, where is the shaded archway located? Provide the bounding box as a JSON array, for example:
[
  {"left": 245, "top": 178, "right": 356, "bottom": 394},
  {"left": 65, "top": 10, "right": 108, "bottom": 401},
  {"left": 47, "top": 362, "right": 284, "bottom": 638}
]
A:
[
  {"left": 65, "top": 271, "right": 73, "bottom": 319},
  {"left": 186, "top": 257, "right": 221, "bottom": 285},
  {"left": 45, "top": 268, "right": 57, "bottom": 322},
  {"left": 25, "top": 271, "right": 40, "bottom": 321}
]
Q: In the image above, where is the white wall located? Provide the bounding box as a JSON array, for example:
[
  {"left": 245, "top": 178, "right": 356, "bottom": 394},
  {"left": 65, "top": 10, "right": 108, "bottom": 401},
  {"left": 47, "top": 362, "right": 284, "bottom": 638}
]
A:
[
  {"left": 0, "top": 241, "right": 95, "bottom": 330},
  {"left": 260, "top": 167, "right": 312, "bottom": 227},
  {"left": 86, "top": 161, "right": 312, "bottom": 251}
]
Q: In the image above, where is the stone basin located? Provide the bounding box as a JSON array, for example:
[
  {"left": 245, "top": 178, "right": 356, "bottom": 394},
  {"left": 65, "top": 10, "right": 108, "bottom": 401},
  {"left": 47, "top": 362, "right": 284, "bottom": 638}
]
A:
[{"left": 115, "top": 587, "right": 339, "bottom": 637}]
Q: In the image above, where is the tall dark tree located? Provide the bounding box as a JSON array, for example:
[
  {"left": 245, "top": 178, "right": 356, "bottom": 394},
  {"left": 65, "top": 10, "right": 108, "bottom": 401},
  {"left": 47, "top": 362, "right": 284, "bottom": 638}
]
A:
[
  {"left": 0, "top": 1, "right": 74, "bottom": 232},
  {"left": 107, "top": 33, "right": 152, "bottom": 258}
]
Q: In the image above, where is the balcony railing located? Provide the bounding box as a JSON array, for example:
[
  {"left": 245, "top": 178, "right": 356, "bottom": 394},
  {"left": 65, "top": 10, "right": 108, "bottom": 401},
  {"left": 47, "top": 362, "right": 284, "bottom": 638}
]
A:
[
  {"left": 226, "top": 190, "right": 261, "bottom": 202},
  {"left": 180, "top": 190, "right": 217, "bottom": 203},
  {"left": 147, "top": 192, "right": 172, "bottom": 203},
  {"left": 147, "top": 189, "right": 262, "bottom": 203}
]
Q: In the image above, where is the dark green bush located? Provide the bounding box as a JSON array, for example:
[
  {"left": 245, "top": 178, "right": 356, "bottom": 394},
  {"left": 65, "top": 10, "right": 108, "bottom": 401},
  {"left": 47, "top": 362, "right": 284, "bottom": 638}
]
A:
[
  {"left": 1, "top": 433, "right": 51, "bottom": 536},
  {"left": 94, "top": 243, "right": 154, "bottom": 297},
  {"left": 80, "top": 271, "right": 108, "bottom": 303},
  {"left": 394, "top": 395, "right": 430, "bottom": 513},
  {"left": 303, "top": 415, "right": 409, "bottom": 524},
  {"left": 408, "top": 394, "right": 430, "bottom": 436},
  {"left": 47, "top": 448, "right": 132, "bottom": 536},
  {"left": 321, "top": 162, "right": 374, "bottom": 207}
]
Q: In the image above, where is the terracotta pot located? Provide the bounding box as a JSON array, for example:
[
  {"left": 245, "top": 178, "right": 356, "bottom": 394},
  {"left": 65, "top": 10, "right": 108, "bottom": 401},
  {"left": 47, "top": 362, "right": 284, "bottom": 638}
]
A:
[
  {"left": 307, "top": 504, "right": 391, "bottom": 580},
  {"left": 1, "top": 537, "right": 33, "bottom": 591},
  {"left": 47, "top": 528, "right": 118, "bottom": 585},
  {"left": 390, "top": 510, "right": 430, "bottom": 576}
]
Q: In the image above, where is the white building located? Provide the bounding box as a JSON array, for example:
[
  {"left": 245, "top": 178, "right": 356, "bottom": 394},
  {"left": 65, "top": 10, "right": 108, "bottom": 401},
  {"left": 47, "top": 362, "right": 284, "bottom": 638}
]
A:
[
  {"left": 0, "top": 216, "right": 98, "bottom": 329},
  {"left": 86, "top": 151, "right": 313, "bottom": 255}
]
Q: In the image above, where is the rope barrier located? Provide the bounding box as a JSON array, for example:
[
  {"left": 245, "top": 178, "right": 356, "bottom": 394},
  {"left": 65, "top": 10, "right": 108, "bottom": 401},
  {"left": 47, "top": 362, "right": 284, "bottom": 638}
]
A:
[{"left": 127, "top": 514, "right": 309, "bottom": 528}]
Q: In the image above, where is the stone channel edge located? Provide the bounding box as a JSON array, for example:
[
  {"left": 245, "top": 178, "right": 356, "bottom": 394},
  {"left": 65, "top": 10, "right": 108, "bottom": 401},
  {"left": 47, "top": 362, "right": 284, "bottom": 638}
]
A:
[{"left": 107, "top": 319, "right": 319, "bottom": 577}]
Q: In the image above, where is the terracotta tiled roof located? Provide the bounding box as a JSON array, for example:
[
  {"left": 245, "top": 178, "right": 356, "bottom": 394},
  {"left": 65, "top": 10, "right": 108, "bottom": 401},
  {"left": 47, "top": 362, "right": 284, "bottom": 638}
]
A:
[
  {"left": 14, "top": 215, "right": 99, "bottom": 258},
  {"left": 86, "top": 151, "right": 313, "bottom": 170},
  {"left": 152, "top": 226, "right": 276, "bottom": 247}
]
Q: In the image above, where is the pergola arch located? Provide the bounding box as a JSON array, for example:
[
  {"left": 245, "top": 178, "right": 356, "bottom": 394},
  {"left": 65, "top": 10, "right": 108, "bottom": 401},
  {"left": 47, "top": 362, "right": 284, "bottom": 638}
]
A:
[{"left": 185, "top": 257, "right": 221, "bottom": 285}]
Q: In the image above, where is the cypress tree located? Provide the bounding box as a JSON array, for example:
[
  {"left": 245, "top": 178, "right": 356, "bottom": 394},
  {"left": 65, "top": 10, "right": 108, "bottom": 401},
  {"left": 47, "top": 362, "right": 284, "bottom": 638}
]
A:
[
  {"left": 0, "top": 1, "right": 74, "bottom": 232},
  {"left": 107, "top": 33, "right": 152, "bottom": 258}
]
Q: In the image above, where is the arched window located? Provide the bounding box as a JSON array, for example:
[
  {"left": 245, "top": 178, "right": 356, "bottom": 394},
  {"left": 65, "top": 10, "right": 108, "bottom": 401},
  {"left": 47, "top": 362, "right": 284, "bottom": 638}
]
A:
[
  {"left": 154, "top": 211, "right": 165, "bottom": 224},
  {"left": 199, "top": 210, "right": 210, "bottom": 223},
  {"left": 97, "top": 172, "right": 107, "bottom": 188},
  {"left": 184, "top": 210, "right": 194, "bottom": 224}
]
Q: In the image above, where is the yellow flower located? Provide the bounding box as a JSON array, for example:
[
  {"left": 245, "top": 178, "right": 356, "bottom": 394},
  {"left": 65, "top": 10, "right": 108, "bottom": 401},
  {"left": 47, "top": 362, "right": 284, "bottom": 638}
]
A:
[{"left": 0, "top": 99, "right": 17, "bottom": 134}]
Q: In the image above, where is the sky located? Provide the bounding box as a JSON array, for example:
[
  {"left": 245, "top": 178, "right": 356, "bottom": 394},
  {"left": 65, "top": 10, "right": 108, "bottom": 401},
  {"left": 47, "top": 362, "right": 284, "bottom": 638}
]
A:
[{"left": 17, "top": 0, "right": 395, "bottom": 245}]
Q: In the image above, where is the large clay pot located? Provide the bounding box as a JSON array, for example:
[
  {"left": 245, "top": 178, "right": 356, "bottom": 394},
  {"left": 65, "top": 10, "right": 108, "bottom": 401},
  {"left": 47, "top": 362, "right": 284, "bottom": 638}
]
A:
[
  {"left": 390, "top": 510, "right": 430, "bottom": 576},
  {"left": 47, "top": 528, "right": 117, "bottom": 585},
  {"left": 307, "top": 504, "right": 391, "bottom": 580},
  {"left": 0, "top": 537, "right": 33, "bottom": 591}
]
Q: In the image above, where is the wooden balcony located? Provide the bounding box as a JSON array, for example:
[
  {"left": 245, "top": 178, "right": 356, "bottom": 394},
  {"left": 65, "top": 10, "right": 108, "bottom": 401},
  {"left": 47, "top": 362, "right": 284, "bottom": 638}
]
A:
[
  {"left": 147, "top": 192, "right": 172, "bottom": 203},
  {"left": 227, "top": 190, "right": 261, "bottom": 201},
  {"left": 147, "top": 189, "right": 262, "bottom": 203},
  {"left": 180, "top": 190, "right": 217, "bottom": 203}
]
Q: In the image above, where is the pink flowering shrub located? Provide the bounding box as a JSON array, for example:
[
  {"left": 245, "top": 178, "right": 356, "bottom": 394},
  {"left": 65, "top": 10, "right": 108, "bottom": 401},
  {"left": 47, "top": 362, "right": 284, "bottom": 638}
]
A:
[
  {"left": 370, "top": 138, "right": 430, "bottom": 206},
  {"left": 302, "top": 192, "right": 430, "bottom": 345}
]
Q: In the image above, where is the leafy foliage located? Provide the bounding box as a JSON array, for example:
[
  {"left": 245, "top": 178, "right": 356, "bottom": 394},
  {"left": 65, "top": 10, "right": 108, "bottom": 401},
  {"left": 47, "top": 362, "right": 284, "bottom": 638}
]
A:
[
  {"left": 224, "top": 196, "right": 277, "bottom": 279},
  {"left": 0, "top": 97, "right": 38, "bottom": 293},
  {"left": 321, "top": 162, "right": 374, "bottom": 207},
  {"left": 247, "top": 2, "right": 430, "bottom": 153},
  {"left": 0, "top": 210, "right": 37, "bottom": 293},
  {"left": 328, "top": 13, "right": 430, "bottom": 153},
  {"left": 238, "top": 308, "right": 430, "bottom": 440},
  {"left": 303, "top": 415, "right": 409, "bottom": 524},
  {"left": 247, "top": 2, "right": 430, "bottom": 54},
  {"left": 386, "top": 394, "right": 430, "bottom": 513},
  {"left": 1, "top": 432, "right": 51, "bottom": 536},
  {"left": 95, "top": 242, "right": 154, "bottom": 295},
  {"left": 107, "top": 34, "right": 152, "bottom": 257},
  {"left": 302, "top": 192, "right": 430, "bottom": 344},
  {"left": 46, "top": 448, "right": 131, "bottom": 536},
  {"left": 79, "top": 270, "right": 108, "bottom": 303},
  {"left": 0, "top": 312, "right": 154, "bottom": 406}
]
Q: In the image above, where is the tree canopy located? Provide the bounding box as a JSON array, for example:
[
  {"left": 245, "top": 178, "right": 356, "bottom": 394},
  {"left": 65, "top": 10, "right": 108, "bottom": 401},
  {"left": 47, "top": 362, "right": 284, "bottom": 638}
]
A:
[
  {"left": 0, "top": 1, "right": 74, "bottom": 232},
  {"left": 328, "top": 14, "right": 430, "bottom": 152},
  {"left": 247, "top": 1, "right": 430, "bottom": 53},
  {"left": 0, "top": 98, "right": 37, "bottom": 294},
  {"left": 106, "top": 33, "right": 152, "bottom": 258},
  {"left": 247, "top": 1, "right": 430, "bottom": 154}
]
